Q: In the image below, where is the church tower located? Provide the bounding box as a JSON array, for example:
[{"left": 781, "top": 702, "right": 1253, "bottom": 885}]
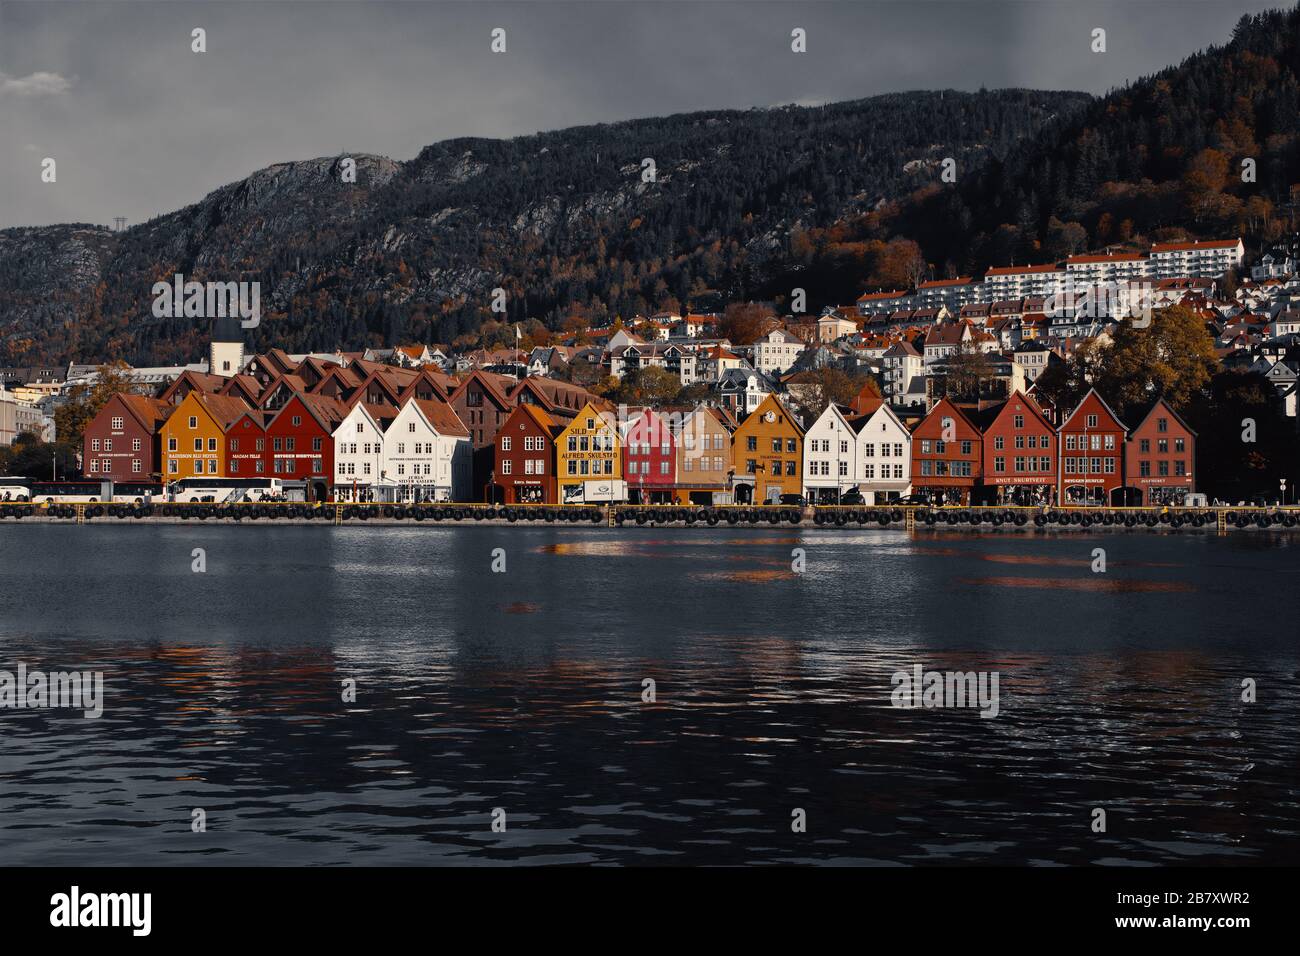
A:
[{"left": 210, "top": 316, "right": 246, "bottom": 378}]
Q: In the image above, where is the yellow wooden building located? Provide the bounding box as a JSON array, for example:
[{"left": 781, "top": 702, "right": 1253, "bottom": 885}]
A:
[
  {"left": 160, "top": 391, "right": 251, "bottom": 479},
  {"left": 555, "top": 401, "right": 623, "bottom": 503},
  {"left": 731, "top": 394, "right": 804, "bottom": 503}
]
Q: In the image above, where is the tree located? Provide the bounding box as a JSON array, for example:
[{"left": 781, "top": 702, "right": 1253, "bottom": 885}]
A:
[
  {"left": 789, "top": 367, "right": 871, "bottom": 422},
  {"left": 1092, "top": 304, "right": 1221, "bottom": 416},
  {"left": 0, "top": 433, "right": 80, "bottom": 480},
  {"left": 612, "top": 366, "right": 682, "bottom": 407},
  {"left": 943, "top": 345, "right": 996, "bottom": 400},
  {"left": 716, "top": 302, "right": 772, "bottom": 346},
  {"left": 52, "top": 361, "right": 137, "bottom": 449}
]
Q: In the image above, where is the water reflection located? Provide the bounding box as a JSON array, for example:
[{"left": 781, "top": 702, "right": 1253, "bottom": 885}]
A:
[{"left": 1, "top": 525, "right": 1297, "bottom": 865}]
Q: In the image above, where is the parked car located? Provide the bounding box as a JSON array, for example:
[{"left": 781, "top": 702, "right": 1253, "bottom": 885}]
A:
[
  {"left": 894, "top": 493, "right": 932, "bottom": 506},
  {"left": 838, "top": 489, "right": 866, "bottom": 506},
  {"left": 777, "top": 493, "right": 807, "bottom": 508}
]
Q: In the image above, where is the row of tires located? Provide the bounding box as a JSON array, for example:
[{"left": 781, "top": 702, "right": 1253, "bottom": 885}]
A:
[{"left": 615, "top": 507, "right": 803, "bottom": 526}]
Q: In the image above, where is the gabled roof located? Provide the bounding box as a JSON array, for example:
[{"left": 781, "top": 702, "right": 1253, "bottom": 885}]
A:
[
  {"left": 106, "top": 393, "right": 174, "bottom": 433},
  {"left": 268, "top": 391, "right": 349, "bottom": 433},
  {"left": 1060, "top": 387, "right": 1128, "bottom": 433},
  {"left": 410, "top": 398, "right": 470, "bottom": 439},
  {"left": 1124, "top": 396, "right": 1197, "bottom": 437},
  {"left": 180, "top": 392, "right": 255, "bottom": 430},
  {"left": 451, "top": 369, "right": 515, "bottom": 409}
]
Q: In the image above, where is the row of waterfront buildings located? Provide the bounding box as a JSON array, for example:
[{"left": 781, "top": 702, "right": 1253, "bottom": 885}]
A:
[{"left": 79, "top": 319, "right": 1196, "bottom": 506}]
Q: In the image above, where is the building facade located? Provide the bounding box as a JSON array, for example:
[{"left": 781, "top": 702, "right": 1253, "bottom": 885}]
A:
[{"left": 731, "top": 394, "right": 804, "bottom": 503}]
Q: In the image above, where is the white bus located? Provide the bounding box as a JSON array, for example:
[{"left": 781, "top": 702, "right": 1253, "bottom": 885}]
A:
[{"left": 168, "top": 477, "right": 284, "bottom": 503}]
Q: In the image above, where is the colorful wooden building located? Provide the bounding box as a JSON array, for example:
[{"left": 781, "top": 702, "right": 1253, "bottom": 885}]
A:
[
  {"left": 910, "top": 398, "right": 982, "bottom": 504},
  {"left": 1057, "top": 388, "right": 1127, "bottom": 506},
  {"left": 556, "top": 401, "right": 624, "bottom": 504},
  {"left": 979, "top": 391, "right": 1057, "bottom": 505},
  {"left": 83, "top": 394, "right": 172, "bottom": 481},
  {"left": 622, "top": 408, "right": 677, "bottom": 504},
  {"left": 672, "top": 406, "right": 734, "bottom": 505},
  {"left": 264, "top": 392, "right": 349, "bottom": 501},
  {"left": 161, "top": 392, "right": 252, "bottom": 480},
  {"left": 494, "top": 404, "right": 559, "bottom": 504},
  {"left": 1123, "top": 398, "right": 1196, "bottom": 505},
  {"left": 731, "top": 394, "right": 804, "bottom": 504}
]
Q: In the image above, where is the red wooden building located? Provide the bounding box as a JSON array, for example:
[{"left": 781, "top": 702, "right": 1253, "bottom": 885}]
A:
[
  {"left": 264, "top": 393, "right": 348, "bottom": 501},
  {"left": 494, "top": 404, "right": 559, "bottom": 503},
  {"left": 979, "top": 391, "right": 1057, "bottom": 505},
  {"left": 622, "top": 408, "right": 676, "bottom": 504},
  {"left": 1123, "top": 398, "right": 1196, "bottom": 505},
  {"left": 1057, "top": 388, "right": 1127, "bottom": 506},
  {"left": 83, "top": 393, "right": 173, "bottom": 481},
  {"left": 225, "top": 409, "right": 271, "bottom": 478},
  {"left": 910, "top": 398, "right": 982, "bottom": 504}
]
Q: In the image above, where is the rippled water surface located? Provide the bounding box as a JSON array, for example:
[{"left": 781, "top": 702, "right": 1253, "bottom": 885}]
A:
[{"left": 2, "top": 524, "right": 1298, "bottom": 865}]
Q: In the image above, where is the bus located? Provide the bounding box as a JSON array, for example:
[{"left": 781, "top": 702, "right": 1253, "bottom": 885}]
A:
[
  {"left": 30, "top": 481, "right": 113, "bottom": 503},
  {"left": 0, "top": 477, "right": 32, "bottom": 501},
  {"left": 168, "top": 477, "right": 284, "bottom": 503},
  {"left": 112, "top": 481, "right": 165, "bottom": 504}
]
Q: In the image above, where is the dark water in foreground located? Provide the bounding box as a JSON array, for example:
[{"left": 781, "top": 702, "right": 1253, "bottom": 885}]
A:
[{"left": 1, "top": 525, "right": 1298, "bottom": 866}]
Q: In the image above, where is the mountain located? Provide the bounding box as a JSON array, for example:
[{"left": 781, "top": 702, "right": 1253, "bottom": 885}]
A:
[
  {"left": 849, "top": 6, "right": 1300, "bottom": 281},
  {"left": 0, "top": 89, "right": 1088, "bottom": 366}
]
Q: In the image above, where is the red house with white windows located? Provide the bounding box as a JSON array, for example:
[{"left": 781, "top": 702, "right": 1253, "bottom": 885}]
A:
[
  {"left": 1123, "top": 398, "right": 1196, "bottom": 505},
  {"left": 264, "top": 392, "right": 348, "bottom": 501},
  {"left": 1057, "top": 388, "right": 1127, "bottom": 505},
  {"left": 83, "top": 393, "right": 172, "bottom": 482},
  {"left": 979, "top": 391, "right": 1057, "bottom": 505},
  {"left": 910, "top": 398, "right": 982, "bottom": 504},
  {"left": 494, "top": 404, "right": 559, "bottom": 503},
  {"left": 622, "top": 408, "right": 676, "bottom": 504},
  {"left": 225, "top": 410, "right": 271, "bottom": 479}
]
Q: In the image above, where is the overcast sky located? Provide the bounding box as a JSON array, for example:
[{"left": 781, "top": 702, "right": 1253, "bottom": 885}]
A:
[{"left": 0, "top": 0, "right": 1283, "bottom": 229}]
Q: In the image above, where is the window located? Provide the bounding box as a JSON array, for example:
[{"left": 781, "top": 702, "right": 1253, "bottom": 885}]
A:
[
  {"left": 1158, "top": 461, "right": 1169, "bottom": 477},
  {"left": 189, "top": 416, "right": 198, "bottom": 429},
  {"left": 746, "top": 436, "right": 757, "bottom": 452},
  {"left": 1013, "top": 415, "right": 1024, "bottom": 429},
  {"left": 1175, "top": 460, "right": 1186, "bottom": 476},
  {"left": 287, "top": 438, "right": 295, "bottom": 452},
  {"left": 193, "top": 438, "right": 202, "bottom": 452},
  {"left": 785, "top": 461, "right": 797, "bottom": 476},
  {"left": 660, "top": 461, "right": 670, "bottom": 475},
  {"left": 960, "top": 441, "right": 972, "bottom": 456},
  {"left": 111, "top": 416, "right": 124, "bottom": 430},
  {"left": 255, "top": 460, "right": 265, "bottom": 473},
  {"left": 409, "top": 422, "right": 416, "bottom": 432},
  {"left": 1140, "top": 439, "right": 1150, "bottom": 453},
  {"left": 104, "top": 438, "right": 113, "bottom": 451},
  {"left": 1175, "top": 438, "right": 1185, "bottom": 453},
  {"left": 89, "top": 459, "right": 98, "bottom": 473},
  {"left": 208, "top": 438, "right": 217, "bottom": 452},
  {"left": 231, "top": 460, "right": 240, "bottom": 474},
  {"left": 208, "top": 459, "right": 217, "bottom": 473},
  {"left": 256, "top": 438, "right": 264, "bottom": 451},
  {"left": 92, "top": 438, "right": 101, "bottom": 451},
  {"left": 291, "top": 416, "right": 301, "bottom": 427},
  {"left": 787, "top": 439, "right": 797, "bottom": 453},
  {"left": 1157, "top": 417, "right": 1168, "bottom": 433},
  {"left": 1086, "top": 414, "right": 1098, "bottom": 428},
  {"left": 169, "top": 460, "right": 178, "bottom": 474},
  {"left": 313, "top": 437, "right": 322, "bottom": 452},
  {"left": 994, "top": 457, "right": 1005, "bottom": 473},
  {"left": 771, "top": 438, "right": 781, "bottom": 453},
  {"left": 1158, "top": 439, "right": 1168, "bottom": 454},
  {"left": 745, "top": 459, "right": 756, "bottom": 474},
  {"left": 167, "top": 438, "right": 176, "bottom": 451},
  {"left": 356, "top": 422, "right": 364, "bottom": 433},
  {"left": 994, "top": 436, "right": 1004, "bottom": 450}
]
